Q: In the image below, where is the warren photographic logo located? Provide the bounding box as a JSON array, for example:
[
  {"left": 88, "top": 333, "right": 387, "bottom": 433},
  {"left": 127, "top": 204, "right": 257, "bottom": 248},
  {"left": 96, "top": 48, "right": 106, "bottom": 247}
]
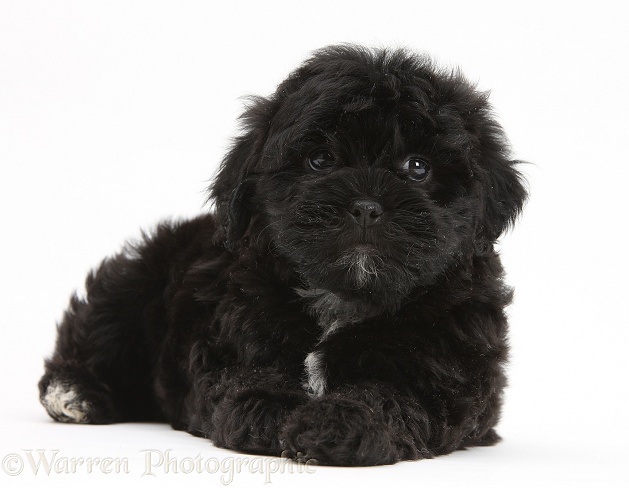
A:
[{"left": 2, "top": 449, "right": 316, "bottom": 484}]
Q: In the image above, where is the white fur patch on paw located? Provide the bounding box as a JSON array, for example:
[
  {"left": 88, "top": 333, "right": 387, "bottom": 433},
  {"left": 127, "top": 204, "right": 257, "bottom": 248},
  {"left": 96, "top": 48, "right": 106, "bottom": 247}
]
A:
[
  {"left": 41, "top": 381, "right": 90, "bottom": 423},
  {"left": 304, "top": 351, "right": 327, "bottom": 398}
]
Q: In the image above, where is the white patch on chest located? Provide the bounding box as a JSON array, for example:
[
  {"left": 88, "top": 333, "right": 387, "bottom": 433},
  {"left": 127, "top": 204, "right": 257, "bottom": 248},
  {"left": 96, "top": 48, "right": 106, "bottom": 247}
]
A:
[
  {"left": 304, "top": 350, "right": 327, "bottom": 398},
  {"left": 41, "top": 381, "right": 90, "bottom": 423},
  {"left": 297, "top": 287, "right": 383, "bottom": 398}
]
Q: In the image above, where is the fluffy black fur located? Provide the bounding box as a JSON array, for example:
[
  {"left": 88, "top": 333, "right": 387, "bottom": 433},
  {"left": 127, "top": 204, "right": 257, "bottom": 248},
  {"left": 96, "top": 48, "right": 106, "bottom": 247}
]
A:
[{"left": 39, "top": 45, "right": 527, "bottom": 466}]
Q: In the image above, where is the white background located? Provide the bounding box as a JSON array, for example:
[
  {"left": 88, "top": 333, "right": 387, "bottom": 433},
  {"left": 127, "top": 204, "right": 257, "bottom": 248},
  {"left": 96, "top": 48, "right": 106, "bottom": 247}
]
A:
[{"left": 1, "top": 1, "right": 628, "bottom": 486}]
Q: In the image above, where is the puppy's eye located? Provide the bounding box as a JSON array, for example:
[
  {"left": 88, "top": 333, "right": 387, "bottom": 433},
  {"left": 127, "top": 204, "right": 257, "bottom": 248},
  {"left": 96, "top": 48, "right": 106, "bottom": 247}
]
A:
[
  {"left": 402, "top": 157, "right": 430, "bottom": 181},
  {"left": 307, "top": 149, "right": 336, "bottom": 172}
]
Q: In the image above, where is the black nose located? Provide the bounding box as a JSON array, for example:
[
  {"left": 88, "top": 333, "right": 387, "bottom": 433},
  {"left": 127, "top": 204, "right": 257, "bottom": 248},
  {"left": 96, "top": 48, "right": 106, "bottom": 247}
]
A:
[{"left": 348, "top": 199, "right": 383, "bottom": 227}]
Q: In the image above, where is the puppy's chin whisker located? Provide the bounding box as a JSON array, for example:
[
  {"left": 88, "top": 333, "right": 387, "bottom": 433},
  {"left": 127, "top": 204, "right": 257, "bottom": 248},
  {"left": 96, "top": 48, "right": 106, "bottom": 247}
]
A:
[{"left": 333, "top": 248, "right": 385, "bottom": 288}]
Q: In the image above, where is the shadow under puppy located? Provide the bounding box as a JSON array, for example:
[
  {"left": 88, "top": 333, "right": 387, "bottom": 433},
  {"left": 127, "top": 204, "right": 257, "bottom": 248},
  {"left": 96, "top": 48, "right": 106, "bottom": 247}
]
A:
[{"left": 39, "top": 45, "right": 527, "bottom": 466}]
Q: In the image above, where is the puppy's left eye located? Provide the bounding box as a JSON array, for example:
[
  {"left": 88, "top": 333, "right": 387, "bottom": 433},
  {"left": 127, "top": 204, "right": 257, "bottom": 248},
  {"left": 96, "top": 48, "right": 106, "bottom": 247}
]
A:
[
  {"left": 307, "top": 149, "right": 336, "bottom": 172},
  {"left": 401, "top": 157, "right": 430, "bottom": 181}
]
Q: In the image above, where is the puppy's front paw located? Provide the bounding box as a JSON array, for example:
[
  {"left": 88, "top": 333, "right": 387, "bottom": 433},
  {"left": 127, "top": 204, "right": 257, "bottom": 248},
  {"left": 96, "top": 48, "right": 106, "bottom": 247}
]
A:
[
  {"left": 279, "top": 396, "right": 400, "bottom": 466},
  {"left": 211, "top": 388, "right": 306, "bottom": 456}
]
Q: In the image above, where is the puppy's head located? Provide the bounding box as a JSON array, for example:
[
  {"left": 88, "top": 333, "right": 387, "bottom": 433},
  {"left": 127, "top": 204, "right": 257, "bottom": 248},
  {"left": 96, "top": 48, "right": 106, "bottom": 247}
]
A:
[{"left": 211, "top": 46, "right": 526, "bottom": 307}]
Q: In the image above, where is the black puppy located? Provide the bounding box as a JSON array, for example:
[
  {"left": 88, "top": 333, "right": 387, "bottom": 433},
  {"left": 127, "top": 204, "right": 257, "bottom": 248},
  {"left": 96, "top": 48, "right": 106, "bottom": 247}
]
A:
[{"left": 39, "top": 45, "right": 526, "bottom": 466}]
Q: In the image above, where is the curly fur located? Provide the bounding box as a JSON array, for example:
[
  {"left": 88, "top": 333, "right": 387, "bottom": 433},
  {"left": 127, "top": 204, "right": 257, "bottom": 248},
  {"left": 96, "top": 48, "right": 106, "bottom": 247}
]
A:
[{"left": 39, "top": 45, "right": 527, "bottom": 466}]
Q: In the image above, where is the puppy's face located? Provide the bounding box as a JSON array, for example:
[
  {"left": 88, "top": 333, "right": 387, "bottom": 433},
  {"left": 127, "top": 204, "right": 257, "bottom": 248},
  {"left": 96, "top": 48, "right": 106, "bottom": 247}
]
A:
[
  {"left": 257, "top": 101, "right": 474, "bottom": 303},
  {"left": 212, "top": 47, "right": 526, "bottom": 307}
]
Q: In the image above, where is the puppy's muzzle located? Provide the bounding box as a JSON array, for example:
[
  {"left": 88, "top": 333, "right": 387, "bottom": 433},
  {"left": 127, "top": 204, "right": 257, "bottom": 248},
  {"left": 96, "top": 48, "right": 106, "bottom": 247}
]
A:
[{"left": 348, "top": 199, "right": 383, "bottom": 227}]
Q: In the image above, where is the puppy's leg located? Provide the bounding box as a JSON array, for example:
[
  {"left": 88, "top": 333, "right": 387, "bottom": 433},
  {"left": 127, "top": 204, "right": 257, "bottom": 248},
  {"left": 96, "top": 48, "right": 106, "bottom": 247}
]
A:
[
  {"left": 280, "top": 384, "right": 427, "bottom": 466},
  {"left": 280, "top": 383, "right": 501, "bottom": 465},
  {"left": 39, "top": 235, "right": 178, "bottom": 424},
  {"left": 39, "top": 219, "right": 207, "bottom": 423},
  {"left": 280, "top": 320, "right": 506, "bottom": 466},
  {"left": 187, "top": 367, "right": 308, "bottom": 455}
]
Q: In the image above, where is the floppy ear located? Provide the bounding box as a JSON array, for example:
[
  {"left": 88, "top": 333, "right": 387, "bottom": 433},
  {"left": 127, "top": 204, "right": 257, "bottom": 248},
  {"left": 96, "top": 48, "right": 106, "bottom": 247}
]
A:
[
  {"left": 474, "top": 149, "right": 528, "bottom": 254},
  {"left": 434, "top": 75, "right": 528, "bottom": 255},
  {"left": 209, "top": 96, "right": 276, "bottom": 250},
  {"left": 223, "top": 176, "right": 255, "bottom": 251}
]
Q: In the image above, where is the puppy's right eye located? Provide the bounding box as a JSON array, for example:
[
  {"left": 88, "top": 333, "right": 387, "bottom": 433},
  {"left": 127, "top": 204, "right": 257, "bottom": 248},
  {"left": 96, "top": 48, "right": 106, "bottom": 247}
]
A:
[{"left": 307, "top": 149, "right": 336, "bottom": 172}]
